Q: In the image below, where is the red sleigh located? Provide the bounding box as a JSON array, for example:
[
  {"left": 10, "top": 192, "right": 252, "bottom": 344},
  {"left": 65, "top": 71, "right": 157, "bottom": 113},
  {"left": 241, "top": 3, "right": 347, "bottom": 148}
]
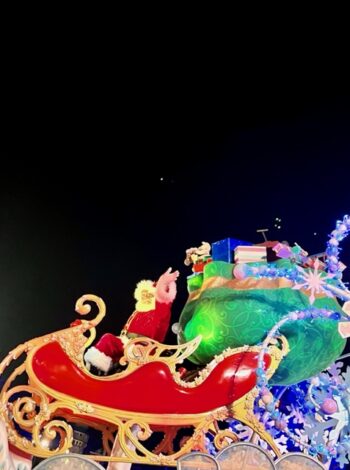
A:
[{"left": 0, "top": 295, "right": 288, "bottom": 466}]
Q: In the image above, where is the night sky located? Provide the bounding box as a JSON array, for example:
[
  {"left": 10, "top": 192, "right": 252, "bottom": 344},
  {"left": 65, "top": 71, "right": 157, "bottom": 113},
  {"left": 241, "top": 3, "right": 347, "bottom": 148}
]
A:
[{"left": 1, "top": 94, "right": 350, "bottom": 359}]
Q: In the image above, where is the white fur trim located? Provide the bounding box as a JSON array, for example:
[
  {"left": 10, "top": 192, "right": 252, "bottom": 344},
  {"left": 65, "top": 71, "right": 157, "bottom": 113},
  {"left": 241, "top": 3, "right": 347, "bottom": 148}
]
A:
[
  {"left": 120, "top": 334, "right": 130, "bottom": 346},
  {"left": 84, "top": 347, "right": 113, "bottom": 373}
]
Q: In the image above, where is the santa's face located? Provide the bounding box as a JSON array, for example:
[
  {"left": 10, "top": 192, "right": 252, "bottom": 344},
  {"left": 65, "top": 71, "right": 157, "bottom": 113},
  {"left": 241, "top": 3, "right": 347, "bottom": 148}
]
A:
[{"left": 141, "top": 290, "right": 154, "bottom": 304}]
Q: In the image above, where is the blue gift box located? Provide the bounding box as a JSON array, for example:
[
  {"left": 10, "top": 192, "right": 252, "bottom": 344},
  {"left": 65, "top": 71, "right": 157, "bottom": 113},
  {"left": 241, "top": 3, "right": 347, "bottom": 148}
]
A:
[{"left": 212, "top": 238, "right": 252, "bottom": 263}]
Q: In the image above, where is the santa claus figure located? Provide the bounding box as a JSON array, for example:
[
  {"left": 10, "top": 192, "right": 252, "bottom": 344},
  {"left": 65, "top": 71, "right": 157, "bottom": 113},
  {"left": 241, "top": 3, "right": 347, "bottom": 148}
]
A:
[{"left": 84, "top": 268, "right": 179, "bottom": 373}]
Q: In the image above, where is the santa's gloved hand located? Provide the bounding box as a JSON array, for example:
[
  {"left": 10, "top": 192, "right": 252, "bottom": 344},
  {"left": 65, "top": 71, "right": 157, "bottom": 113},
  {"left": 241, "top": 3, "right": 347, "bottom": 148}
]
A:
[{"left": 155, "top": 268, "right": 179, "bottom": 304}]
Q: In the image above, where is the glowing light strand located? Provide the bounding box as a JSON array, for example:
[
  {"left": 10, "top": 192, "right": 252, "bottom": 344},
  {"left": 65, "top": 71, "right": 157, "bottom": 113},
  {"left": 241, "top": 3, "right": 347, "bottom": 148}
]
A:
[{"left": 326, "top": 214, "right": 350, "bottom": 278}]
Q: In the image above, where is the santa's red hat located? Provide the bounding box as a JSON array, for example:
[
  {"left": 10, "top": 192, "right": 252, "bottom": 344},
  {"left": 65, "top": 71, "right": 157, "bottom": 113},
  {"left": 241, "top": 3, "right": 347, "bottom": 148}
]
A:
[{"left": 84, "top": 333, "right": 125, "bottom": 373}]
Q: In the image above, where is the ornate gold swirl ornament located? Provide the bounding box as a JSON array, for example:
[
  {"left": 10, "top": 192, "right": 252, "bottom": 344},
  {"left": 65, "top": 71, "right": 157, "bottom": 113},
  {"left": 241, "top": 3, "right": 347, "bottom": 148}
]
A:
[
  {"left": 0, "top": 384, "right": 73, "bottom": 457},
  {"left": 120, "top": 335, "right": 202, "bottom": 372}
]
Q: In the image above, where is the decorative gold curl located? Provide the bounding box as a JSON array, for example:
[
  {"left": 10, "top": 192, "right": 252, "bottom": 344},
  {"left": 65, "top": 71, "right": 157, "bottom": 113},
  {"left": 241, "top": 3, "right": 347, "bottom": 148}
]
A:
[
  {"left": 74, "top": 295, "right": 106, "bottom": 349},
  {"left": 119, "top": 420, "right": 153, "bottom": 459},
  {"left": 213, "top": 430, "right": 239, "bottom": 450},
  {"left": 75, "top": 294, "right": 105, "bottom": 325},
  {"left": 3, "top": 385, "right": 49, "bottom": 430},
  {"left": 32, "top": 419, "right": 73, "bottom": 454}
]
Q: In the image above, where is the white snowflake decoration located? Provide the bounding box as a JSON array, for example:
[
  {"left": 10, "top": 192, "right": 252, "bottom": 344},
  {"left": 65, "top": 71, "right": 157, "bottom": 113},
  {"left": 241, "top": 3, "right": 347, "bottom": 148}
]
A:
[
  {"left": 286, "top": 403, "right": 305, "bottom": 425},
  {"left": 292, "top": 259, "right": 334, "bottom": 304}
]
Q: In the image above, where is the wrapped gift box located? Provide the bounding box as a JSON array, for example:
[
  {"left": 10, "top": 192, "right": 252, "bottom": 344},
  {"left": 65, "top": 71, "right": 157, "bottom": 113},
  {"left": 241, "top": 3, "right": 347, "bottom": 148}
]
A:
[
  {"left": 272, "top": 242, "right": 292, "bottom": 259},
  {"left": 193, "top": 257, "right": 213, "bottom": 273},
  {"left": 256, "top": 240, "right": 280, "bottom": 261},
  {"left": 212, "top": 238, "right": 252, "bottom": 263},
  {"left": 234, "top": 245, "right": 267, "bottom": 264},
  {"left": 306, "top": 257, "right": 326, "bottom": 270}
]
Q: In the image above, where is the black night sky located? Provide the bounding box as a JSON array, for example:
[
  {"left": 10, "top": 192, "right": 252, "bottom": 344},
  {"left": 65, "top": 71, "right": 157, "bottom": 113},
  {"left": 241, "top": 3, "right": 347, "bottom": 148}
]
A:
[{"left": 1, "top": 93, "right": 350, "bottom": 359}]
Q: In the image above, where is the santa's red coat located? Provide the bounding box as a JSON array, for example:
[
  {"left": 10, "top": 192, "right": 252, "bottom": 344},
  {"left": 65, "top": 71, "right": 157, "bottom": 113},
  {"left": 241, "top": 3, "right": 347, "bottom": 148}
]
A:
[{"left": 91, "top": 301, "right": 172, "bottom": 364}]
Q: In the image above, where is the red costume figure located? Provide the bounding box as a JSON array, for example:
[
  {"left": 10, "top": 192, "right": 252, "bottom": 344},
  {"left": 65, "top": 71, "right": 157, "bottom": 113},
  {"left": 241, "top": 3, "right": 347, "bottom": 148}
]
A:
[{"left": 84, "top": 268, "right": 179, "bottom": 373}]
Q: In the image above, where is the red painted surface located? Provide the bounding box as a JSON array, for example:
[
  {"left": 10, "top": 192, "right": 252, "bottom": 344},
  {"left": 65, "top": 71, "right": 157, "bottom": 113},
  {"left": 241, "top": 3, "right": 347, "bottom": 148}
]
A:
[
  {"left": 9, "top": 443, "right": 32, "bottom": 459},
  {"left": 31, "top": 342, "right": 270, "bottom": 414}
]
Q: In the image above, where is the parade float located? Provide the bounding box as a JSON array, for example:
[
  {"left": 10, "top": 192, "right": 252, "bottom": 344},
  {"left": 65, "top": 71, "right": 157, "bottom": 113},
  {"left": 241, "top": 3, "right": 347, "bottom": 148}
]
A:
[{"left": 1, "top": 215, "right": 350, "bottom": 469}]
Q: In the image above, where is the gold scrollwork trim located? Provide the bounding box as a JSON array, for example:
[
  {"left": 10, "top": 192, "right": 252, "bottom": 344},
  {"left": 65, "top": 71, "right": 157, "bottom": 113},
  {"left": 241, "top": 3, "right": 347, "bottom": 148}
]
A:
[{"left": 119, "top": 335, "right": 202, "bottom": 373}]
